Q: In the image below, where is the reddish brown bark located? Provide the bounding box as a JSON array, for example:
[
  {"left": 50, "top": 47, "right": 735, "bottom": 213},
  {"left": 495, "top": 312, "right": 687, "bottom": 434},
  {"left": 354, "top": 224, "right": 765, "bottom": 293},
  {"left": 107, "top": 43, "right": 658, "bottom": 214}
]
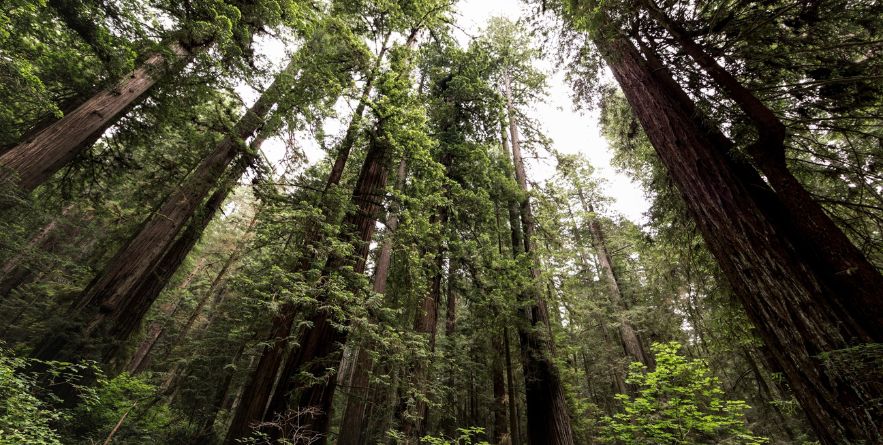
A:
[
  {"left": 641, "top": 0, "right": 883, "bottom": 336},
  {"left": 595, "top": 29, "right": 882, "bottom": 444},
  {"left": 0, "top": 44, "right": 191, "bottom": 195},
  {"left": 223, "top": 88, "right": 375, "bottom": 445}
]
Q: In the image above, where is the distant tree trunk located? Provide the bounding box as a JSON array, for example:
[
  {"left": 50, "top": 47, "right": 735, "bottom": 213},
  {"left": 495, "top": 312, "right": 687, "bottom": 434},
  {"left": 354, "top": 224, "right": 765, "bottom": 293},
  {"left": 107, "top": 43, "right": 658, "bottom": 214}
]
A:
[
  {"left": 192, "top": 343, "right": 247, "bottom": 443},
  {"left": 0, "top": 205, "right": 79, "bottom": 298},
  {"left": 337, "top": 158, "right": 407, "bottom": 445},
  {"left": 503, "top": 73, "right": 575, "bottom": 445},
  {"left": 47, "top": 0, "right": 124, "bottom": 70},
  {"left": 222, "top": 80, "right": 377, "bottom": 444},
  {"left": 31, "top": 61, "right": 284, "bottom": 366},
  {"left": 0, "top": 43, "right": 192, "bottom": 196},
  {"left": 445, "top": 262, "right": 457, "bottom": 337},
  {"left": 576, "top": 189, "right": 651, "bottom": 368},
  {"left": 594, "top": 28, "right": 883, "bottom": 444},
  {"left": 117, "top": 167, "right": 244, "bottom": 373},
  {"left": 403, "top": 148, "right": 450, "bottom": 440}
]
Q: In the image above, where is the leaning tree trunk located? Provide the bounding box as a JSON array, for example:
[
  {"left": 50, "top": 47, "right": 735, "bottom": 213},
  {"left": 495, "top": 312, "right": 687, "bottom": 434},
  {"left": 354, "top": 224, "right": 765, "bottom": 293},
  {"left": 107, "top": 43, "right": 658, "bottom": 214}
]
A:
[
  {"left": 0, "top": 43, "right": 192, "bottom": 196},
  {"left": 124, "top": 256, "right": 207, "bottom": 375},
  {"left": 503, "top": 74, "right": 575, "bottom": 445},
  {"left": 640, "top": 0, "right": 883, "bottom": 335},
  {"left": 594, "top": 27, "right": 882, "bottom": 444},
  {"left": 115, "top": 169, "right": 242, "bottom": 372},
  {"left": 31, "top": 60, "right": 287, "bottom": 366}
]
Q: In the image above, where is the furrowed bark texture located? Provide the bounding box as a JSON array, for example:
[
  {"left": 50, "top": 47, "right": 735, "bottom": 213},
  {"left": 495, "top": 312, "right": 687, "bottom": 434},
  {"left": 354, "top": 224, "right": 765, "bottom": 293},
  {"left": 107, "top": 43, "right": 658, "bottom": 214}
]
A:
[
  {"left": 597, "top": 31, "right": 882, "bottom": 444},
  {"left": 117, "top": 176, "right": 236, "bottom": 371},
  {"left": 0, "top": 44, "right": 190, "bottom": 195},
  {"left": 641, "top": 0, "right": 883, "bottom": 335}
]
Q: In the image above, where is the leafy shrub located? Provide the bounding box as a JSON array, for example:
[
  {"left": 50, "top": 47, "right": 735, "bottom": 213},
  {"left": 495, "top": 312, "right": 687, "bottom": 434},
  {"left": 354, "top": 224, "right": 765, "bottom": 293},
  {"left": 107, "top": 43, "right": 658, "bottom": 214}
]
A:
[
  {"left": 0, "top": 347, "right": 63, "bottom": 445},
  {"left": 602, "top": 342, "right": 768, "bottom": 445}
]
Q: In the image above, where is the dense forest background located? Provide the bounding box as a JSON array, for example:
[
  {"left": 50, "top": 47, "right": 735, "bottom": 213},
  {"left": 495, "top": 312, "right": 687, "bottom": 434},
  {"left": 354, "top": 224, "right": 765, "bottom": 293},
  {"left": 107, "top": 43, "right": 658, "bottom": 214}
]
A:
[{"left": 0, "top": 0, "right": 881, "bottom": 444}]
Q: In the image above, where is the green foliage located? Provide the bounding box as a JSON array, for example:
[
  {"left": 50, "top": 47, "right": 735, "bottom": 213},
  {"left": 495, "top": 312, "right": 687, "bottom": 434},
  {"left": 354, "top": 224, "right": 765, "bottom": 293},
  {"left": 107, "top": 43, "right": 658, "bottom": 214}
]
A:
[
  {"left": 418, "top": 427, "right": 491, "bottom": 445},
  {"left": 602, "top": 342, "right": 768, "bottom": 445},
  {"left": 0, "top": 347, "right": 63, "bottom": 445}
]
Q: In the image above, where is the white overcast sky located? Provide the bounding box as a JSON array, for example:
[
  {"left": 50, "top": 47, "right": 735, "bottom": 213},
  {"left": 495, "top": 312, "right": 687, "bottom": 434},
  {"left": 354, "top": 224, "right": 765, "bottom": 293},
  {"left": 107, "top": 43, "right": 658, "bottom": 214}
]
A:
[
  {"left": 247, "top": 0, "right": 649, "bottom": 224},
  {"left": 453, "top": 0, "right": 649, "bottom": 223}
]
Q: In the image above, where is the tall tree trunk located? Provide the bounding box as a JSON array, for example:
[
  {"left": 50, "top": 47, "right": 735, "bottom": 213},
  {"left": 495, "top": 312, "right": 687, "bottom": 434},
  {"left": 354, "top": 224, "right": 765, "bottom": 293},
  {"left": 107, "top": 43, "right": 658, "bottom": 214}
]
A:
[
  {"left": 594, "top": 27, "right": 882, "bottom": 444},
  {"left": 192, "top": 343, "right": 247, "bottom": 443},
  {"left": 576, "top": 189, "right": 651, "bottom": 368},
  {"left": 0, "top": 43, "right": 192, "bottom": 196},
  {"left": 403, "top": 147, "right": 451, "bottom": 439},
  {"left": 268, "top": 125, "right": 393, "bottom": 444},
  {"left": 47, "top": 0, "right": 124, "bottom": 71},
  {"left": 31, "top": 59, "right": 285, "bottom": 367},
  {"left": 222, "top": 79, "right": 378, "bottom": 444},
  {"left": 0, "top": 205, "right": 79, "bottom": 298},
  {"left": 116, "top": 167, "right": 243, "bottom": 372},
  {"left": 503, "top": 73, "right": 575, "bottom": 445},
  {"left": 640, "top": 0, "right": 883, "bottom": 335},
  {"left": 224, "top": 32, "right": 413, "bottom": 443},
  {"left": 337, "top": 158, "right": 407, "bottom": 445},
  {"left": 503, "top": 327, "right": 521, "bottom": 445}
]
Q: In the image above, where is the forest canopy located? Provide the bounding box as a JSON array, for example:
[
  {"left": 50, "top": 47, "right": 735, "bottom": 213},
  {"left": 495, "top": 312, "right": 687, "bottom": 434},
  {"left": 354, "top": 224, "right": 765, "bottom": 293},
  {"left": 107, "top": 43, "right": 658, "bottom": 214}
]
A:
[{"left": 0, "top": 0, "right": 881, "bottom": 444}]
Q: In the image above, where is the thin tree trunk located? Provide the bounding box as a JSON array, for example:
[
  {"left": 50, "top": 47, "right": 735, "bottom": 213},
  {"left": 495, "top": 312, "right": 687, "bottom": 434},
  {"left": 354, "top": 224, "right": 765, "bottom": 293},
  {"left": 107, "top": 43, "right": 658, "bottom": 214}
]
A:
[
  {"left": 47, "top": 0, "right": 124, "bottom": 70},
  {"left": 503, "top": 327, "right": 521, "bottom": 445},
  {"left": 222, "top": 78, "right": 378, "bottom": 444},
  {"left": 594, "top": 28, "right": 882, "bottom": 444},
  {"left": 403, "top": 152, "right": 450, "bottom": 439},
  {"left": 125, "top": 256, "right": 206, "bottom": 375},
  {"left": 224, "top": 32, "right": 415, "bottom": 443},
  {"left": 503, "top": 72, "right": 575, "bottom": 445},
  {"left": 0, "top": 205, "right": 78, "bottom": 298},
  {"left": 576, "top": 189, "right": 651, "bottom": 368},
  {"left": 492, "top": 334, "right": 509, "bottom": 444},
  {"left": 0, "top": 43, "right": 192, "bottom": 195}
]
